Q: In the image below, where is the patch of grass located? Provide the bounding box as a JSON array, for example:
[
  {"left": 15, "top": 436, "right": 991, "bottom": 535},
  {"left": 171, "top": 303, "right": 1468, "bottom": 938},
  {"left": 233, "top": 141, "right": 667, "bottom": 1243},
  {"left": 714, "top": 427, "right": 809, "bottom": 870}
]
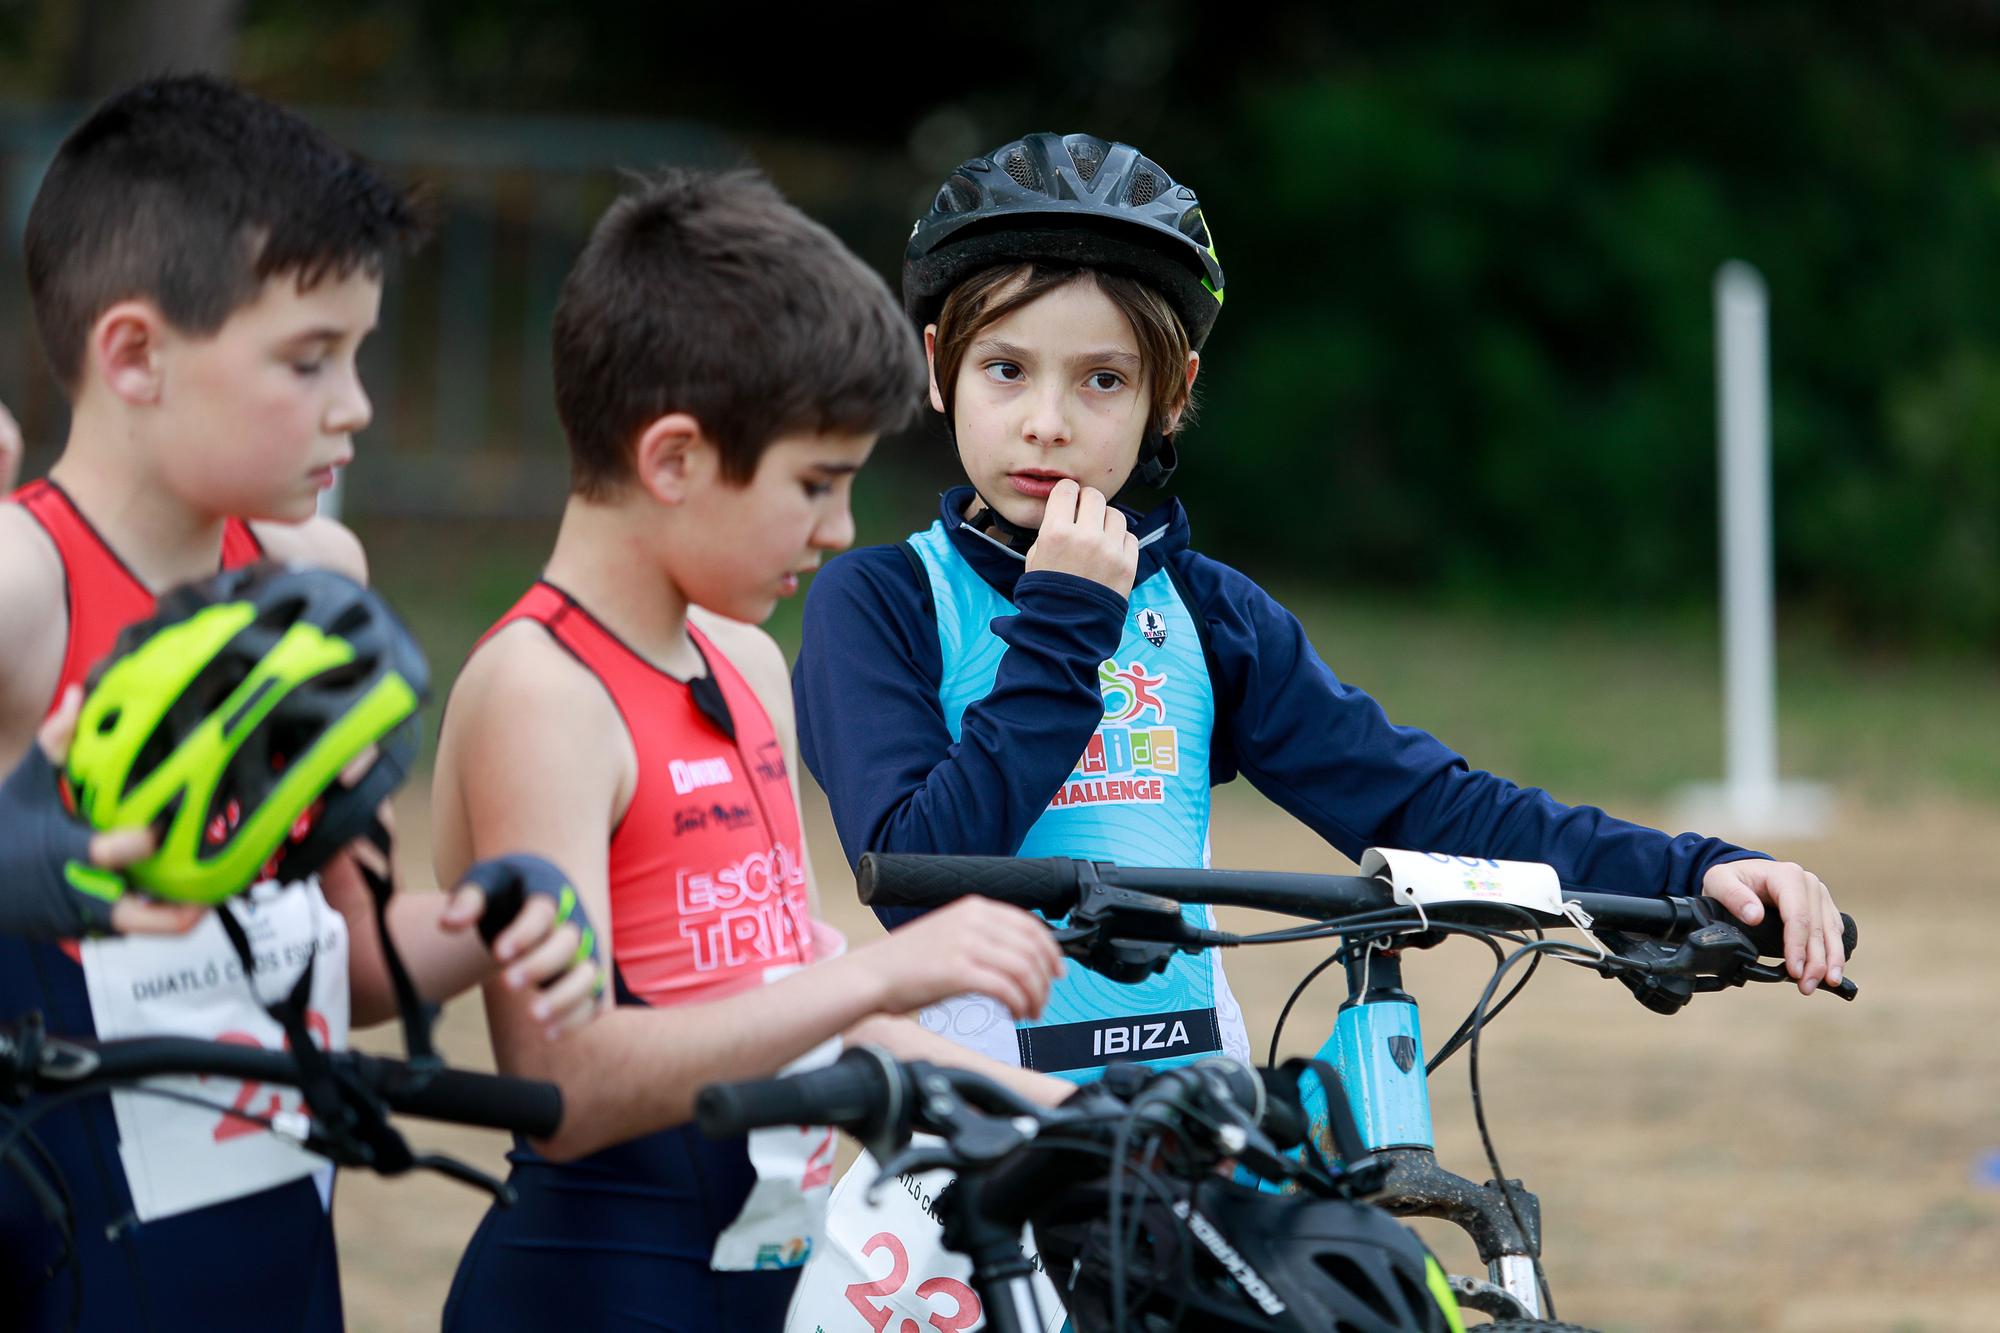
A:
[{"left": 1204, "top": 582, "right": 1998, "bottom": 806}]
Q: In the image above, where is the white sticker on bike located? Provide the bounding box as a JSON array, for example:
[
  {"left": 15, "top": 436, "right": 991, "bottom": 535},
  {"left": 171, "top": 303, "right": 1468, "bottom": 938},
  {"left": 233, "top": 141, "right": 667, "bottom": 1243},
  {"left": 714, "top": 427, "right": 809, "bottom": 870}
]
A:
[
  {"left": 78, "top": 876, "right": 349, "bottom": 1223},
  {"left": 1361, "top": 848, "right": 1564, "bottom": 916}
]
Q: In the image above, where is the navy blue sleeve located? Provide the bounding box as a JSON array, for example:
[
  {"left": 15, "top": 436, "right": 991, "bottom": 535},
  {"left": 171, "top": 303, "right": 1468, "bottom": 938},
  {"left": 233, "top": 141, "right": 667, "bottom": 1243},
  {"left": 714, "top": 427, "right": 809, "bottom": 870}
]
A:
[
  {"left": 793, "top": 546, "right": 1127, "bottom": 923},
  {"left": 1177, "top": 552, "right": 1765, "bottom": 898}
]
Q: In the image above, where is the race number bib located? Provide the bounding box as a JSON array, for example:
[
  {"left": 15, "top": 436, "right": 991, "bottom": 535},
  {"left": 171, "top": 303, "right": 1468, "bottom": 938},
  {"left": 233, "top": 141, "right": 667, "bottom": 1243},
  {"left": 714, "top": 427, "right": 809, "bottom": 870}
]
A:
[
  {"left": 786, "top": 1147, "right": 1068, "bottom": 1333},
  {"left": 78, "top": 877, "right": 350, "bottom": 1222},
  {"left": 711, "top": 1035, "right": 843, "bottom": 1271},
  {"left": 712, "top": 921, "right": 848, "bottom": 1272}
]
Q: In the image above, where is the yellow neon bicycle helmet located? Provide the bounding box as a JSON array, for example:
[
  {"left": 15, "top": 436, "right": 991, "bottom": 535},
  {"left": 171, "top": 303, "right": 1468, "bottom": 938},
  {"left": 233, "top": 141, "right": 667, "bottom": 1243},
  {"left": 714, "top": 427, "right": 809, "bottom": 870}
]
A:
[{"left": 65, "top": 563, "right": 429, "bottom": 904}]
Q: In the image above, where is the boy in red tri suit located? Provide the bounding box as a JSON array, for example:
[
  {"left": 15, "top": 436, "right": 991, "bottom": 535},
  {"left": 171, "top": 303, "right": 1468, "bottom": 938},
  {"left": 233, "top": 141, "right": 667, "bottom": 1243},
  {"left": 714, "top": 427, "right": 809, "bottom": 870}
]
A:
[
  {"left": 0, "top": 76, "right": 601, "bottom": 1333},
  {"left": 432, "top": 169, "right": 1067, "bottom": 1332}
]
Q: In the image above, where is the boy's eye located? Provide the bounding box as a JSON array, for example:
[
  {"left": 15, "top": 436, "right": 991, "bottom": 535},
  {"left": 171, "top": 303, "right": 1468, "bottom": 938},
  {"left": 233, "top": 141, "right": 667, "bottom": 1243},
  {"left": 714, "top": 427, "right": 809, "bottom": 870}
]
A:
[
  {"left": 1087, "top": 371, "right": 1125, "bottom": 392},
  {"left": 982, "top": 361, "right": 1024, "bottom": 383},
  {"left": 291, "top": 360, "right": 326, "bottom": 377},
  {"left": 802, "top": 476, "right": 835, "bottom": 498}
]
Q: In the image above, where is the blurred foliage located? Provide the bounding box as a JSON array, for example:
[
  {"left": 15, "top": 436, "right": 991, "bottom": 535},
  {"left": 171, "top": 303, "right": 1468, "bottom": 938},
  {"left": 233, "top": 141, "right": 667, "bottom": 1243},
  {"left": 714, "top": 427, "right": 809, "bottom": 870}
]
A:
[
  {"left": 1189, "top": 7, "right": 2000, "bottom": 648},
  {"left": 4, "top": 1, "right": 2000, "bottom": 646}
]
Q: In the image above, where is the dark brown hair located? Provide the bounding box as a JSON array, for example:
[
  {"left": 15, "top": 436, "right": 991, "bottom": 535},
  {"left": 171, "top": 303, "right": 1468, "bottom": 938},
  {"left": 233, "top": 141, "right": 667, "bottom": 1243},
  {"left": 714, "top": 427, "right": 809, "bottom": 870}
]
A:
[
  {"left": 930, "top": 263, "right": 1196, "bottom": 434},
  {"left": 553, "top": 169, "right": 926, "bottom": 496},
  {"left": 25, "top": 75, "right": 422, "bottom": 393}
]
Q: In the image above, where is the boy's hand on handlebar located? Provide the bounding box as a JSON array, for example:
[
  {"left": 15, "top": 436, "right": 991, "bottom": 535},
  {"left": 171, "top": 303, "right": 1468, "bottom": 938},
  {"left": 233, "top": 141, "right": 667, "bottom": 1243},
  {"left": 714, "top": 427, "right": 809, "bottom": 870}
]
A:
[
  {"left": 864, "top": 897, "right": 1065, "bottom": 1020},
  {"left": 1025, "top": 480, "right": 1139, "bottom": 599},
  {"left": 1700, "top": 859, "right": 1845, "bottom": 995}
]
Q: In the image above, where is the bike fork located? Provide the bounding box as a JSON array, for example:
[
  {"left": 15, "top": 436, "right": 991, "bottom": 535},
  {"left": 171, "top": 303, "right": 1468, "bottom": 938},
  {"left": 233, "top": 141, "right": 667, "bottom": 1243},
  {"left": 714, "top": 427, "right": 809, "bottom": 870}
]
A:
[
  {"left": 1490, "top": 1254, "right": 1542, "bottom": 1319},
  {"left": 976, "top": 1274, "right": 1050, "bottom": 1333}
]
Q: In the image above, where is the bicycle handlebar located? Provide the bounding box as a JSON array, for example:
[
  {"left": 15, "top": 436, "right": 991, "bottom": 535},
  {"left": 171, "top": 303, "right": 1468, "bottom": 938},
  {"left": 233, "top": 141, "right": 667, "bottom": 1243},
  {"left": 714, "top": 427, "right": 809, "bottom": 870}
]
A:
[
  {"left": 857, "top": 852, "right": 1859, "bottom": 964},
  {"left": 1, "top": 1025, "right": 563, "bottom": 1139},
  {"left": 695, "top": 1046, "right": 900, "bottom": 1141}
]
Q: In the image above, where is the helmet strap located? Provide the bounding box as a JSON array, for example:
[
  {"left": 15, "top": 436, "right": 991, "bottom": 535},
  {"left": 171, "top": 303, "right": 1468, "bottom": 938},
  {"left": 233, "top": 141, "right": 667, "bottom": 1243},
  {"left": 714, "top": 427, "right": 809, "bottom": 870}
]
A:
[
  {"left": 1127, "top": 426, "right": 1178, "bottom": 490},
  {"left": 214, "top": 897, "right": 349, "bottom": 1127},
  {"left": 961, "top": 495, "right": 1041, "bottom": 550},
  {"left": 350, "top": 813, "right": 442, "bottom": 1065}
]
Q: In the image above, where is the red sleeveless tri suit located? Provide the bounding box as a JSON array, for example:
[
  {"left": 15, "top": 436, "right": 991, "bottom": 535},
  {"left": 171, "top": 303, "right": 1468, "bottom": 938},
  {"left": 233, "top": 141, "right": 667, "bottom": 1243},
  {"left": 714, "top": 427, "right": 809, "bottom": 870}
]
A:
[{"left": 445, "top": 580, "right": 821, "bottom": 1332}]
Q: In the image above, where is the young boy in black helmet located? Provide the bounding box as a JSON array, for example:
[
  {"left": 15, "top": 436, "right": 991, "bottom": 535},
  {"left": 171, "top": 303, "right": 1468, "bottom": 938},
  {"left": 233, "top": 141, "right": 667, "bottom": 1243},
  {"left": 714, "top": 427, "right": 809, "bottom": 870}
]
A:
[{"left": 789, "top": 131, "right": 1847, "bottom": 1327}]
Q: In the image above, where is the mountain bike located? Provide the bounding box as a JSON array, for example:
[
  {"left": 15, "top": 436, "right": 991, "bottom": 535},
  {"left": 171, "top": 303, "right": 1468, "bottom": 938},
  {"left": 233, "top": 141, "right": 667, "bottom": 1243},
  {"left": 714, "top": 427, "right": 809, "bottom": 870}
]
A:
[{"left": 702, "top": 849, "right": 1857, "bottom": 1330}]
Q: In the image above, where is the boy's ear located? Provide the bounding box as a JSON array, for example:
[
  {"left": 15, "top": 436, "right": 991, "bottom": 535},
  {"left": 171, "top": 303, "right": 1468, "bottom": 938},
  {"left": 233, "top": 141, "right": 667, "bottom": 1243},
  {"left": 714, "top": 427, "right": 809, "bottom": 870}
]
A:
[
  {"left": 91, "top": 301, "right": 169, "bottom": 407},
  {"left": 632, "top": 411, "right": 714, "bottom": 505},
  {"left": 1166, "top": 351, "right": 1201, "bottom": 435},
  {"left": 923, "top": 323, "right": 947, "bottom": 415}
]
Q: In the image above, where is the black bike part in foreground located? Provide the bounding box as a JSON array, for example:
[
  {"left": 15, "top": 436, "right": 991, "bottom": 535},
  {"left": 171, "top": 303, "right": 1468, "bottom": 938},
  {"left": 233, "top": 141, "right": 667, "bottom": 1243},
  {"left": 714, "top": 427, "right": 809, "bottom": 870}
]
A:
[
  {"left": 1, "top": 1025, "right": 562, "bottom": 1138},
  {"left": 696, "top": 1045, "right": 905, "bottom": 1147},
  {"left": 858, "top": 852, "right": 1859, "bottom": 978},
  {"left": 699, "top": 1051, "right": 1443, "bottom": 1333}
]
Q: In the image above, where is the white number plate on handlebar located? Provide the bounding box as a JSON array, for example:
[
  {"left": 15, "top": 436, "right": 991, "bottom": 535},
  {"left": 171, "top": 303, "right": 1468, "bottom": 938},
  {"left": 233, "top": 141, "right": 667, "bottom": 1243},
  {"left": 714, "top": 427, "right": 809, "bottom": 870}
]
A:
[{"left": 1360, "top": 849, "right": 1564, "bottom": 915}]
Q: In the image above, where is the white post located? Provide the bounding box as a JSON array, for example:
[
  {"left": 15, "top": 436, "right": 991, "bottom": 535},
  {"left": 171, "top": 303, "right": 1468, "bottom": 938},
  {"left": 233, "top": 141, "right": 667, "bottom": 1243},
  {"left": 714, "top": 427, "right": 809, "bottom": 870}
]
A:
[
  {"left": 1716, "top": 262, "right": 1778, "bottom": 809},
  {"left": 1676, "top": 262, "right": 1828, "bottom": 837}
]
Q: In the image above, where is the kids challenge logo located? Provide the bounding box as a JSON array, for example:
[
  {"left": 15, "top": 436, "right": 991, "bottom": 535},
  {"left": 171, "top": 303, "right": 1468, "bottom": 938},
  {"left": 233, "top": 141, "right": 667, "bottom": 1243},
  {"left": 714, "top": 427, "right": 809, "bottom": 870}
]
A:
[{"left": 1049, "top": 660, "right": 1179, "bottom": 809}]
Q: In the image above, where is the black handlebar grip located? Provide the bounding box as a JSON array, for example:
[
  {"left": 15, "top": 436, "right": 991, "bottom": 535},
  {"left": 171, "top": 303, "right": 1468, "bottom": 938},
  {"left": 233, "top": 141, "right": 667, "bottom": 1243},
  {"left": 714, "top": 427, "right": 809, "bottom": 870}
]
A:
[
  {"left": 695, "top": 1047, "right": 891, "bottom": 1139},
  {"left": 856, "top": 853, "right": 1083, "bottom": 915},
  {"left": 1732, "top": 907, "right": 1859, "bottom": 963},
  {"left": 359, "top": 1057, "right": 563, "bottom": 1138}
]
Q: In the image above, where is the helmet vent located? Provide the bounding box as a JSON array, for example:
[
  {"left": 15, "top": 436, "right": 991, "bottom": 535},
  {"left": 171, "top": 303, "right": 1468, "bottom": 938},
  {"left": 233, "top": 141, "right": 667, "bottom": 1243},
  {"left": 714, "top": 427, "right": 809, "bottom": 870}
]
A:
[
  {"left": 1003, "top": 151, "right": 1040, "bottom": 191},
  {"left": 1068, "top": 140, "right": 1104, "bottom": 182},
  {"left": 1313, "top": 1253, "right": 1399, "bottom": 1325},
  {"left": 935, "top": 178, "right": 973, "bottom": 213},
  {"left": 97, "top": 708, "right": 122, "bottom": 734},
  {"left": 1128, "top": 171, "right": 1160, "bottom": 206},
  {"left": 1393, "top": 1268, "right": 1439, "bottom": 1328},
  {"left": 330, "top": 603, "right": 373, "bottom": 638}
]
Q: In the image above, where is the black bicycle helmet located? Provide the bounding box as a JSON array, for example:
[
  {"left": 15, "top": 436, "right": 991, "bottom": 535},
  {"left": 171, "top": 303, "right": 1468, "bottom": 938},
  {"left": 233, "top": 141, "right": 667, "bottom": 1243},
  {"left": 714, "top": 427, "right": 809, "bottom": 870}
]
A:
[
  {"left": 1032, "top": 1175, "right": 1464, "bottom": 1332},
  {"left": 904, "top": 131, "right": 1225, "bottom": 351},
  {"left": 66, "top": 563, "right": 430, "bottom": 904}
]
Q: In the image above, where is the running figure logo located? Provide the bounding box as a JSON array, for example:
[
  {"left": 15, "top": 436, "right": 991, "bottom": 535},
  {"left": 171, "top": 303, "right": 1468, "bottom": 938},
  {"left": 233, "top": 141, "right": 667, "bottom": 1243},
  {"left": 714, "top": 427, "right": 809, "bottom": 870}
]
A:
[{"left": 1098, "top": 660, "right": 1167, "bottom": 724}]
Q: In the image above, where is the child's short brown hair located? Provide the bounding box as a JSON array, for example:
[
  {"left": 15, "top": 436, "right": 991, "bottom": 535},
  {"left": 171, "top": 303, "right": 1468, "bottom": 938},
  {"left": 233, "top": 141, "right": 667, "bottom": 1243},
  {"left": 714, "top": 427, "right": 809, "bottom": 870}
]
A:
[
  {"left": 26, "top": 74, "right": 422, "bottom": 393},
  {"left": 553, "top": 170, "right": 925, "bottom": 496}
]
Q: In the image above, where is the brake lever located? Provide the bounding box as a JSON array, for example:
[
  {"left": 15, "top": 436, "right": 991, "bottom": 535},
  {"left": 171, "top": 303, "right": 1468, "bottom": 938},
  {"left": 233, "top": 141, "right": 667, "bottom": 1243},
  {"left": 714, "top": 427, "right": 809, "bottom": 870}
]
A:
[
  {"left": 867, "top": 1108, "right": 1038, "bottom": 1201},
  {"left": 1721, "top": 961, "right": 1859, "bottom": 1000},
  {"left": 1051, "top": 881, "right": 1216, "bottom": 984},
  {"left": 410, "top": 1151, "right": 519, "bottom": 1205},
  {"left": 868, "top": 1140, "right": 960, "bottom": 1194}
]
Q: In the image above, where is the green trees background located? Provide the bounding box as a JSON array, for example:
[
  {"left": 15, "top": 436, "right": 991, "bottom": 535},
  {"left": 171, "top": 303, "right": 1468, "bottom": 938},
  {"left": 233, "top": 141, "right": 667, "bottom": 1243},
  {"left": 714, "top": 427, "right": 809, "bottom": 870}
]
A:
[
  {"left": 3, "top": 1, "right": 1996, "bottom": 645},
  {"left": 1193, "top": 10, "right": 2000, "bottom": 648}
]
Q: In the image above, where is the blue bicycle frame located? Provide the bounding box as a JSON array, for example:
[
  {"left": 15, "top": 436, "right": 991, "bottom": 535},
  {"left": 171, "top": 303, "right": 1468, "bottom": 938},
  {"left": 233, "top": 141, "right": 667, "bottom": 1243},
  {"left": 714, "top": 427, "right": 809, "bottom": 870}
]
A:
[{"left": 1289, "top": 944, "right": 1546, "bottom": 1322}]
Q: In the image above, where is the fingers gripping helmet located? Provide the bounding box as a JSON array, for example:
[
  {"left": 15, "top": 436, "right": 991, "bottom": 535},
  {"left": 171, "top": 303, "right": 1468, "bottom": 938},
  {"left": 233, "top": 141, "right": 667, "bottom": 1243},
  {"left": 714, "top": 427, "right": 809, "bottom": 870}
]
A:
[
  {"left": 904, "top": 131, "right": 1225, "bottom": 349},
  {"left": 65, "top": 564, "right": 430, "bottom": 905},
  {"left": 1033, "top": 1177, "right": 1464, "bottom": 1332}
]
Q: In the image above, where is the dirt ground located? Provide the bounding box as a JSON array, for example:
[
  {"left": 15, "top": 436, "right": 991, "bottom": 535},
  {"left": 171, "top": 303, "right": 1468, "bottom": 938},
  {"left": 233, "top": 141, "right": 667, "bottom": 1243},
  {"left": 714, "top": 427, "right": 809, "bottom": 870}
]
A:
[{"left": 336, "top": 781, "right": 1997, "bottom": 1332}]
